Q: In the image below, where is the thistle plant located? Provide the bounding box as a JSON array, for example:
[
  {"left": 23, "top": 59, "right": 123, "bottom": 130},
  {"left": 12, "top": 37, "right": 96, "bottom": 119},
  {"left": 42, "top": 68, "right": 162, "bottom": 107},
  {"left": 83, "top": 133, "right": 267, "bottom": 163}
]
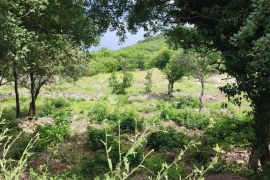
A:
[{"left": 0, "top": 110, "right": 39, "bottom": 180}]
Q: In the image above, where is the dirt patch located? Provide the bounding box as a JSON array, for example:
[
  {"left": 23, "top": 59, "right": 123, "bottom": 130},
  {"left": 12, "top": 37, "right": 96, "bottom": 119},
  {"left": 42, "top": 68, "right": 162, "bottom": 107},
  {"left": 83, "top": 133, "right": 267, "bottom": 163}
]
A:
[
  {"left": 19, "top": 117, "right": 53, "bottom": 134},
  {"left": 205, "top": 174, "right": 247, "bottom": 180},
  {"left": 41, "top": 92, "right": 96, "bottom": 101},
  {"left": 0, "top": 92, "right": 13, "bottom": 99},
  {"left": 225, "top": 148, "right": 250, "bottom": 165},
  {"left": 128, "top": 92, "right": 225, "bottom": 102},
  {"left": 128, "top": 93, "right": 169, "bottom": 101},
  {"left": 70, "top": 119, "right": 90, "bottom": 135}
]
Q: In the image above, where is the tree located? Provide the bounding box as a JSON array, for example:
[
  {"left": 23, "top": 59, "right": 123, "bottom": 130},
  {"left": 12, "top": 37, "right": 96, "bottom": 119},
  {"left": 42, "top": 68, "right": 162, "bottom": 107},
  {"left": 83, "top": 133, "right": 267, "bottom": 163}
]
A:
[
  {"left": 163, "top": 51, "right": 191, "bottom": 95},
  {"left": 21, "top": 35, "right": 87, "bottom": 117},
  {"left": 88, "top": 0, "right": 270, "bottom": 172},
  {"left": 1, "top": 0, "right": 106, "bottom": 118},
  {"left": 0, "top": 0, "right": 46, "bottom": 118},
  {"left": 190, "top": 50, "right": 219, "bottom": 112},
  {"left": 227, "top": 0, "right": 270, "bottom": 171},
  {"left": 151, "top": 48, "right": 172, "bottom": 69}
]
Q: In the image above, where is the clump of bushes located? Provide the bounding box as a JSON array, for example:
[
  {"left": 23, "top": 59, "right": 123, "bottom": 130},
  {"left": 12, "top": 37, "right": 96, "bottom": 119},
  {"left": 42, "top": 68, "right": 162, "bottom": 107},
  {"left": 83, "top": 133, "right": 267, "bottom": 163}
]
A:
[
  {"left": 146, "top": 129, "right": 188, "bottom": 151},
  {"left": 143, "top": 153, "right": 186, "bottom": 179},
  {"left": 35, "top": 110, "right": 72, "bottom": 150},
  {"left": 174, "top": 96, "right": 200, "bottom": 109},
  {"left": 86, "top": 127, "right": 115, "bottom": 151},
  {"left": 174, "top": 109, "right": 210, "bottom": 130},
  {"left": 80, "top": 152, "right": 109, "bottom": 179},
  {"left": 40, "top": 97, "right": 70, "bottom": 117},
  {"left": 160, "top": 107, "right": 209, "bottom": 130},
  {"left": 108, "top": 71, "right": 133, "bottom": 94},
  {"left": 160, "top": 107, "right": 179, "bottom": 120},
  {"left": 88, "top": 102, "right": 116, "bottom": 122},
  {"left": 119, "top": 110, "right": 143, "bottom": 133},
  {"left": 206, "top": 115, "right": 254, "bottom": 149}
]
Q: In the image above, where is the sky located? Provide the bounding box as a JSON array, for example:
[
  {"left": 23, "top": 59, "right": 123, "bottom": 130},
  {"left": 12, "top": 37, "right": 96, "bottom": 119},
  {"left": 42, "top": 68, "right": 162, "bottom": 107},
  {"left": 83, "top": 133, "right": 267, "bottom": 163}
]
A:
[{"left": 89, "top": 29, "right": 145, "bottom": 51}]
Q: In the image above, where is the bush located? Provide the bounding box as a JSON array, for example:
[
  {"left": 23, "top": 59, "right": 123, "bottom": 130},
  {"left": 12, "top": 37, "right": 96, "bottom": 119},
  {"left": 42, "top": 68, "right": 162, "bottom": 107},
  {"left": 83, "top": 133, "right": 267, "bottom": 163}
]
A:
[
  {"left": 119, "top": 111, "right": 143, "bottom": 133},
  {"left": 160, "top": 107, "right": 209, "bottom": 130},
  {"left": 86, "top": 127, "right": 115, "bottom": 151},
  {"left": 174, "top": 96, "right": 200, "bottom": 109},
  {"left": 144, "top": 153, "right": 186, "bottom": 179},
  {"left": 144, "top": 71, "right": 153, "bottom": 93},
  {"left": 40, "top": 98, "right": 70, "bottom": 117},
  {"left": 51, "top": 97, "right": 69, "bottom": 109},
  {"left": 35, "top": 110, "right": 72, "bottom": 150},
  {"left": 146, "top": 129, "right": 188, "bottom": 151},
  {"left": 80, "top": 152, "right": 109, "bottom": 179},
  {"left": 160, "top": 107, "right": 179, "bottom": 120},
  {"left": 109, "top": 143, "right": 144, "bottom": 167},
  {"left": 206, "top": 115, "right": 254, "bottom": 149},
  {"left": 108, "top": 71, "right": 133, "bottom": 94},
  {"left": 88, "top": 103, "right": 117, "bottom": 122},
  {"left": 7, "top": 134, "right": 32, "bottom": 160},
  {"left": 174, "top": 109, "right": 210, "bottom": 130}
]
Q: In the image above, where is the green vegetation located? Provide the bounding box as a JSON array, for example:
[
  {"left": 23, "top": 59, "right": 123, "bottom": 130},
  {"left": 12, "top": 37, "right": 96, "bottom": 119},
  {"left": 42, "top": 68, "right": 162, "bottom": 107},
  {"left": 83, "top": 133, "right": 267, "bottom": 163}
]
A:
[
  {"left": 1, "top": 1, "right": 269, "bottom": 179},
  {"left": 88, "top": 36, "right": 167, "bottom": 75}
]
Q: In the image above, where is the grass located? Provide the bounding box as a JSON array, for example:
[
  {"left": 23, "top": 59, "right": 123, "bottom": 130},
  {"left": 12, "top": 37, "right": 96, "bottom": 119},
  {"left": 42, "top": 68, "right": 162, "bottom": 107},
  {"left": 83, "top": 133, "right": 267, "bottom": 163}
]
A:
[
  {"left": 0, "top": 68, "right": 255, "bottom": 179},
  {"left": 0, "top": 68, "right": 250, "bottom": 120}
]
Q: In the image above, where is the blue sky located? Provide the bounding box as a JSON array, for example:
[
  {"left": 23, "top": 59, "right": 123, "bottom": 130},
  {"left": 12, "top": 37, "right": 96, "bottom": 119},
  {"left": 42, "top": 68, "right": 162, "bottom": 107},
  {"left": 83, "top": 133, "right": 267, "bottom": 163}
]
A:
[{"left": 89, "top": 29, "right": 145, "bottom": 51}]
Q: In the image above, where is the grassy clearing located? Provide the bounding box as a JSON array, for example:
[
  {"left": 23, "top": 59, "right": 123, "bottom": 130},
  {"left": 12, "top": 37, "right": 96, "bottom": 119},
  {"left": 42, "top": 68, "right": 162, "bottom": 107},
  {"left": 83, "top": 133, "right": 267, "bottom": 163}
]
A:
[{"left": 0, "top": 68, "right": 254, "bottom": 179}]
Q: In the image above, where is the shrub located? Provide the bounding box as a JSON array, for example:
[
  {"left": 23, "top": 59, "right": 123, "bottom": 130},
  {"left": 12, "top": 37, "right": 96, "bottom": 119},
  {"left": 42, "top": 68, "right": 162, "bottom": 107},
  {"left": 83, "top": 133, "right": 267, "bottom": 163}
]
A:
[
  {"left": 146, "top": 129, "right": 188, "bottom": 151},
  {"left": 160, "top": 107, "right": 179, "bottom": 120},
  {"left": 80, "top": 152, "right": 109, "bottom": 179},
  {"left": 119, "top": 111, "right": 143, "bottom": 133},
  {"left": 144, "top": 71, "right": 153, "bottom": 93},
  {"left": 206, "top": 115, "right": 254, "bottom": 149},
  {"left": 35, "top": 110, "right": 72, "bottom": 150},
  {"left": 174, "top": 109, "right": 210, "bottom": 130},
  {"left": 0, "top": 119, "right": 38, "bottom": 180},
  {"left": 86, "top": 127, "right": 115, "bottom": 151},
  {"left": 40, "top": 98, "right": 70, "bottom": 117},
  {"left": 160, "top": 107, "right": 210, "bottom": 130},
  {"left": 108, "top": 71, "right": 133, "bottom": 94},
  {"left": 51, "top": 97, "right": 69, "bottom": 109},
  {"left": 88, "top": 103, "right": 111, "bottom": 122},
  {"left": 143, "top": 153, "right": 186, "bottom": 179},
  {"left": 174, "top": 96, "right": 200, "bottom": 109},
  {"left": 109, "top": 143, "right": 144, "bottom": 167},
  {"left": 7, "top": 134, "right": 32, "bottom": 160}
]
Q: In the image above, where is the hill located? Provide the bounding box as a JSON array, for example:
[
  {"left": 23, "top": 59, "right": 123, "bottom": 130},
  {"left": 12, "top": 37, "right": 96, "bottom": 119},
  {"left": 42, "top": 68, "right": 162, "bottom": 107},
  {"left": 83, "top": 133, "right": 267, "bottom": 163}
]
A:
[{"left": 87, "top": 36, "right": 168, "bottom": 75}]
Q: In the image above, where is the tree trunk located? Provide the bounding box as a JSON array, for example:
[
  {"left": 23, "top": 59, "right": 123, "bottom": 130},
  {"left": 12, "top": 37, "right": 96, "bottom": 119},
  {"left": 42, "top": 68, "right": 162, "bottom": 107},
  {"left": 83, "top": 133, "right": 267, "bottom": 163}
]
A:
[
  {"left": 168, "top": 83, "right": 171, "bottom": 95},
  {"left": 248, "top": 101, "right": 270, "bottom": 172},
  {"left": 12, "top": 64, "right": 21, "bottom": 118},
  {"left": 199, "top": 76, "right": 205, "bottom": 112},
  {"left": 28, "top": 72, "right": 36, "bottom": 118},
  {"left": 168, "top": 82, "right": 174, "bottom": 96}
]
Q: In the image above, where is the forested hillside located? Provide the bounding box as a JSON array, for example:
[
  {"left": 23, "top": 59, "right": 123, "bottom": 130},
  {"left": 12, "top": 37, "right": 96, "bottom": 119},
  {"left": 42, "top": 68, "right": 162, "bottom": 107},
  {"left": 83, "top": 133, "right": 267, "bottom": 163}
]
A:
[{"left": 87, "top": 36, "right": 167, "bottom": 75}]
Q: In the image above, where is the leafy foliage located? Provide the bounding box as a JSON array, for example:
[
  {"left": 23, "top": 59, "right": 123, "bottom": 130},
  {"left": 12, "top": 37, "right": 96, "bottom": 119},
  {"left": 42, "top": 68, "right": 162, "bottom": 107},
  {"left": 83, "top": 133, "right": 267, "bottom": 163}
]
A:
[
  {"left": 144, "top": 71, "right": 153, "bottom": 93},
  {"left": 35, "top": 110, "right": 72, "bottom": 150},
  {"left": 108, "top": 71, "right": 133, "bottom": 94},
  {"left": 146, "top": 129, "right": 188, "bottom": 151},
  {"left": 88, "top": 36, "right": 167, "bottom": 75}
]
